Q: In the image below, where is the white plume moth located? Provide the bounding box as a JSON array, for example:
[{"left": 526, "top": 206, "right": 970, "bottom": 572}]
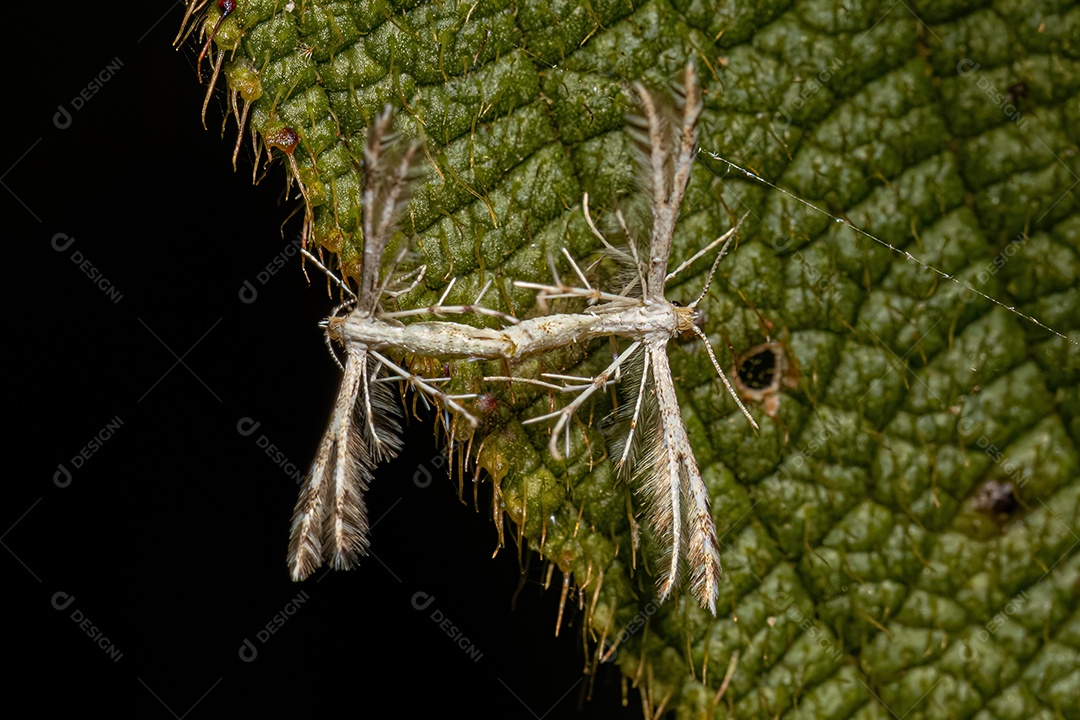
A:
[{"left": 289, "top": 64, "right": 758, "bottom": 614}]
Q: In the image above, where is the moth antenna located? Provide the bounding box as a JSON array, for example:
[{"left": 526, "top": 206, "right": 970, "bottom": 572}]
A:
[
  {"left": 319, "top": 320, "right": 344, "bottom": 371},
  {"left": 670, "top": 212, "right": 749, "bottom": 293},
  {"left": 300, "top": 247, "right": 358, "bottom": 370},
  {"left": 318, "top": 302, "right": 354, "bottom": 371},
  {"left": 691, "top": 324, "right": 759, "bottom": 431}
]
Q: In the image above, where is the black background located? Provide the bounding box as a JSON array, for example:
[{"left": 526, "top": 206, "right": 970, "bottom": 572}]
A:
[{"left": 5, "top": 3, "right": 640, "bottom": 716}]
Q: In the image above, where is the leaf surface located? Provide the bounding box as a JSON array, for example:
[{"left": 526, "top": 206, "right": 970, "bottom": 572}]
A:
[{"left": 191, "top": 0, "right": 1080, "bottom": 715}]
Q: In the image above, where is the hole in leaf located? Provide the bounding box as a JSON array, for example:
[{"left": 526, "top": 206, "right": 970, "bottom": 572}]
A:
[{"left": 736, "top": 347, "right": 777, "bottom": 390}]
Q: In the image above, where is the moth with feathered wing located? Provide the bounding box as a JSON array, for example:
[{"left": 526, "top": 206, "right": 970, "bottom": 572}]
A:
[
  {"left": 287, "top": 107, "right": 420, "bottom": 581},
  {"left": 288, "top": 66, "right": 757, "bottom": 616},
  {"left": 591, "top": 65, "right": 755, "bottom": 614},
  {"left": 480, "top": 64, "right": 755, "bottom": 613}
]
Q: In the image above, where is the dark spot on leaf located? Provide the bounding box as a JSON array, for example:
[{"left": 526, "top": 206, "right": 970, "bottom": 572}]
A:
[
  {"left": 1005, "top": 82, "right": 1028, "bottom": 105},
  {"left": 972, "top": 480, "right": 1020, "bottom": 516}
]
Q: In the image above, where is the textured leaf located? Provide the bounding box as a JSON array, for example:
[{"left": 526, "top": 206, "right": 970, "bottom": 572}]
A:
[{"left": 187, "top": 0, "right": 1080, "bottom": 716}]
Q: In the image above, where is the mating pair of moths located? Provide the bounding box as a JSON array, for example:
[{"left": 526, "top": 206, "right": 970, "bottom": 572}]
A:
[{"left": 288, "top": 64, "right": 755, "bottom": 615}]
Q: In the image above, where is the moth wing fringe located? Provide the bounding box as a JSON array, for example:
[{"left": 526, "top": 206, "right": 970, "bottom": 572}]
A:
[
  {"left": 627, "top": 347, "right": 722, "bottom": 613},
  {"left": 680, "top": 453, "right": 722, "bottom": 615},
  {"left": 288, "top": 350, "right": 403, "bottom": 581},
  {"left": 629, "top": 348, "right": 683, "bottom": 603},
  {"left": 287, "top": 351, "right": 364, "bottom": 581},
  {"left": 359, "top": 106, "right": 426, "bottom": 313}
]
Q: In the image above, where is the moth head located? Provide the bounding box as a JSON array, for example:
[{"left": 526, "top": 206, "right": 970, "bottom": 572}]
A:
[
  {"left": 671, "top": 301, "right": 699, "bottom": 336},
  {"left": 322, "top": 315, "right": 348, "bottom": 345}
]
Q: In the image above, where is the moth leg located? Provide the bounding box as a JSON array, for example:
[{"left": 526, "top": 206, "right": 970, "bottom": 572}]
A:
[
  {"left": 382, "top": 277, "right": 520, "bottom": 325},
  {"left": 665, "top": 213, "right": 748, "bottom": 288},
  {"left": 381, "top": 263, "right": 427, "bottom": 299},
  {"left": 560, "top": 247, "right": 594, "bottom": 293},
  {"left": 521, "top": 342, "right": 644, "bottom": 461},
  {"left": 514, "top": 279, "right": 629, "bottom": 304},
  {"left": 484, "top": 375, "right": 587, "bottom": 393},
  {"left": 369, "top": 350, "right": 480, "bottom": 428},
  {"left": 582, "top": 192, "right": 638, "bottom": 269}
]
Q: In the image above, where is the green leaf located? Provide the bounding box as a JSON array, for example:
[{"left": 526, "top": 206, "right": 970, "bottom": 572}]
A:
[{"left": 190, "top": 0, "right": 1080, "bottom": 715}]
